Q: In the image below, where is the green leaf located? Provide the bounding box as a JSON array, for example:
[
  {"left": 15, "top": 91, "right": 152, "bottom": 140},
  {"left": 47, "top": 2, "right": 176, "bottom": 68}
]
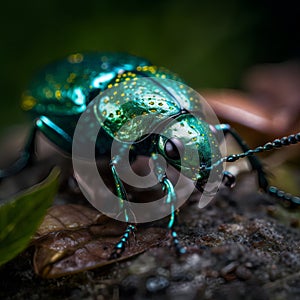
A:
[{"left": 0, "top": 167, "right": 60, "bottom": 266}]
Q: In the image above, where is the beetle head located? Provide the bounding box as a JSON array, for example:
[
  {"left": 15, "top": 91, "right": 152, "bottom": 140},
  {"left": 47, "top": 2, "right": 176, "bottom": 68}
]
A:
[{"left": 157, "top": 113, "right": 222, "bottom": 184}]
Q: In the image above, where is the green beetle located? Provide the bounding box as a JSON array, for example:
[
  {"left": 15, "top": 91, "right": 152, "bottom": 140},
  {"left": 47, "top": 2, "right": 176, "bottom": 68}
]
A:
[{"left": 1, "top": 52, "right": 299, "bottom": 258}]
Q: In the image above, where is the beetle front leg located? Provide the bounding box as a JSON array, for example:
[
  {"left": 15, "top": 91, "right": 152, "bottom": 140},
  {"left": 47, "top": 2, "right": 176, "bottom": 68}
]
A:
[
  {"left": 215, "top": 124, "right": 269, "bottom": 191},
  {"left": 151, "top": 153, "right": 186, "bottom": 255},
  {"left": 0, "top": 124, "right": 37, "bottom": 180},
  {"left": 222, "top": 170, "right": 236, "bottom": 188},
  {"left": 109, "top": 158, "right": 136, "bottom": 259},
  {"left": 109, "top": 224, "right": 136, "bottom": 259},
  {"left": 161, "top": 176, "right": 186, "bottom": 255}
]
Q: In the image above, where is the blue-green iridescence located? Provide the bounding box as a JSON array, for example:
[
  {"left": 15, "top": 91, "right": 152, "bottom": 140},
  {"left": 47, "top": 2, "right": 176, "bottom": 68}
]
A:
[
  {"left": 92, "top": 62, "right": 220, "bottom": 180},
  {"left": 21, "top": 52, "right": 151, "bottom": 152},
  {"left": 157, "top": 114, "right": 221, "bottom": 181},
  {"left": 162, "top": 177, "right": 177, "bottom": 228},
  {"left": 94, "top": 65, "right": 203, "bottom": 142},
  {"left": 22, "top": 53, "right": 151, "bottom": 115},
  {"left": 22, "top": 52, "right": 221, "bottom": 182}
]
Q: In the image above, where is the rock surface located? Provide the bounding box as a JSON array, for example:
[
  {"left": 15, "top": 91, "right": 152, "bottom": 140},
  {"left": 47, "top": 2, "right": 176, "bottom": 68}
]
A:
[{"left": 1, "top": 171, "right": 300, "bottom": 300}]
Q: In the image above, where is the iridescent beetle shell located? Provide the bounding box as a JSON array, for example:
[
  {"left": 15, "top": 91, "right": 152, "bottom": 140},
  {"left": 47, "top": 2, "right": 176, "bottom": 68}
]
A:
[
  {"left": 92, "top": 65, "right": 221, "bottom": 181},
  {"left": 94, "top": 66, "right": 203, "bottom": 142},
  {"left": 21, "top": 53, "right": 151, "bottom": 152},
  {"left": 21, "top": 52, "right": 222, "bottom": 182}
]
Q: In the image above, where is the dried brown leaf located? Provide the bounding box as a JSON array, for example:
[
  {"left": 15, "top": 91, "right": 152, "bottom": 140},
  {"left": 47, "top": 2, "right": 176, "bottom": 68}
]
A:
[{"left": 33, "top": 204, "right": 166, "bottom": 278}]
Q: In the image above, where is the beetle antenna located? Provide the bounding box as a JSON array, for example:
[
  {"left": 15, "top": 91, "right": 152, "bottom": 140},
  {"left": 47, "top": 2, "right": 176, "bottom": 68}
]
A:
[
  {"left": 202, "top": 132, "right": 300, "bottom": 172},
  {"left": 201, "top": 132, "right": 300, "bottom": 207}
]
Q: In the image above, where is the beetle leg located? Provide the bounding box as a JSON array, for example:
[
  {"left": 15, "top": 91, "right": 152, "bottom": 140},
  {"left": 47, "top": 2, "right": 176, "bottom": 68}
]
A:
[
  {"left": 214, "top": 124, "right": 269, "bottom": 191},
  {"left": 109, "top": 224, "right": 136, "bottom": 259},
  {"left": 222, "top": 171, "right": 236, "bottom": 188},
  {"left": 268, "top": 186, "right": 300, "bottom": 208},
  {"left": 0, "top": 125, "right": 37, "bottom": 180},
  {"left": 110, "top": 159, "right": 134, "bottom": 222},
  {"left": 109, "top": 159, "right": 136, "bottom": 259},
  {"left": 161, "top": 176, "right": 186, "bottom": 255},
  {"left": 35, "top": 116, "right": 72, "bottom": 151}
]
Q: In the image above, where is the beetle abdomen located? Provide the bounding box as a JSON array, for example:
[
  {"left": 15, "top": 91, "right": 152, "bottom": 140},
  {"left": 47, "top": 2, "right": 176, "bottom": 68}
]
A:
[
  {"left": 21, "top": 53, "right": 151, "bottom": 153},
  {"left": 22, "top": 53, "right": 151, "bottom": 117}
]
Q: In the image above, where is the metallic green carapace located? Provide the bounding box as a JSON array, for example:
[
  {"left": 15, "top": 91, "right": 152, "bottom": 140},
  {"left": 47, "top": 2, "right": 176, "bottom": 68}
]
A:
[
  {"left": 22, "top": 52, "right": 221, "bottom": 183},
  {"left": 21, "top": 53, "right": 151, "bottom": 152},
  {"left": 3, "top": 52, "right": 297, "bottom": 258}
]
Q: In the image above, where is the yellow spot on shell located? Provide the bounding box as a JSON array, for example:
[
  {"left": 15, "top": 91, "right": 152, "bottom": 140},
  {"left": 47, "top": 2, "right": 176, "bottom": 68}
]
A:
[
  {"left": 68, "top": 53, "right": 83, "bottom": 64},
  {"left": 21, "top": 95, "right": 36, "bottom": 111},
  {"left": 67, "top": 73, "right": 77, "bottom": 83},
  {"left": 55, "top": 90, "right": 62, "bottom": 99},
  {"left": 108, "top": 84, "right": 113, "bottom": 89},
  {"left": 44, "top": 89, "right": 53, "bottom": 98},
  {"left": 149, "top": 66, "right": 156, "bottom": 74}
]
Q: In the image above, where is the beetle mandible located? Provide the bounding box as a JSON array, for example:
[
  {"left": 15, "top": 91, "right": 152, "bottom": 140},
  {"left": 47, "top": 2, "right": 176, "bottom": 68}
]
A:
[{"left": 1, "top": 52, "right": 299, "bottom": 258}]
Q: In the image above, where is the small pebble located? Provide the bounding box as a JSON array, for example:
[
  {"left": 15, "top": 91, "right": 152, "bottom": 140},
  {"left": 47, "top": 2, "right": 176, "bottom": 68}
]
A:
[
  {"left": 146, "top": 276, "right": 169, "bottom": 293},
  {"left": 236, "top": 266, "right": 252, "bottom": 280},
  {"left": 120, "top": 275, "right": 139, "bottom": 296},
  {"left": 220, "top": 262, "right": 238, "bottom": 278}
]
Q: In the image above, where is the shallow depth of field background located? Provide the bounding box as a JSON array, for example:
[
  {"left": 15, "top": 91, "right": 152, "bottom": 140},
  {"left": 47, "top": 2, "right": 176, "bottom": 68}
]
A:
[{"left": 0, "top": 0, "right": 299, "bottom": 132}]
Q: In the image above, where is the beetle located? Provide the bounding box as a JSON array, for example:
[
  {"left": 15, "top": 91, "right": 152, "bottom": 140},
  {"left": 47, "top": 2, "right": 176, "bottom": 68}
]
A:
[{"left": 1, "top": 52, "right": 299, "bottom": 258}]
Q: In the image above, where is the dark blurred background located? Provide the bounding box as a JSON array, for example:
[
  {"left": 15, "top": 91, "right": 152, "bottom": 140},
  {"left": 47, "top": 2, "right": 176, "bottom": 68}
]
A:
[{"left": 0, "top": 0, "right": 299, "bottom": 132}]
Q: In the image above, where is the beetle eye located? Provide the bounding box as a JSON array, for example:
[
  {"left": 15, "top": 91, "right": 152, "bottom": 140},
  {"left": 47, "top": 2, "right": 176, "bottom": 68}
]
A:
[{"left": 164, "top": 138, "right": 184, "bottom": 160}]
